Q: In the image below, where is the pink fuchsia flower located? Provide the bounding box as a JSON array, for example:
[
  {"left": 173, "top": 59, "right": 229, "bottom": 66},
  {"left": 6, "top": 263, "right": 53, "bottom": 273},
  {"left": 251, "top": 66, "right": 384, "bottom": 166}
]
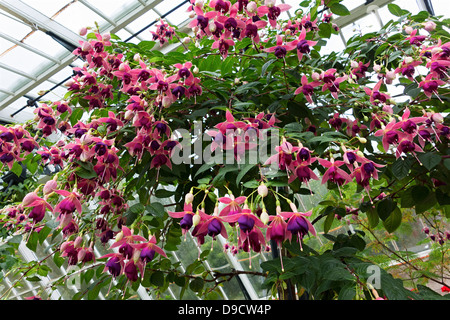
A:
[
  {"left": 24, "top": 193, "right": 53, "bottom": 224},
  {"left": 212, "top": 35, "right": 235, "bottom": 59},
  {"left": 100, "top": 253, "right": 124, "bottom": 278},
  {"left": 345, "top": 119, "right": 367, "bottom": 137},
  {"left": 210, "top": 0, "right": 231, "bottom": 14},
  {"left": 54, "top": 190, "right": 83, "bottom": 216},
  {"left": 257, "top": 0, "right": 291, "bottom": 28},
  {"left": 294, "top": 75, "right": 322, "bottom": 104},
  {"left": 405, "top": 29, "right": 427, "bottom": 46},
  {"left": 168, "top": 203, "right": 196, "bottom": 237},
  {"left": 374, "top": 119, "right": 401, "bottom": 152},
  {"left": 364, "top": 79, "right": 391, "bottom": 105},
  {"left": 292, "top": 27, "right": 317, "bottom": 62},
  {"left": 300, "top": 13, "right": 318, "bottom": 31},
  {"left": 133, "top": 235, "right": 167, "bottom": 264},
  {"left": 394, "top": 58, "right": 421, "bottom": 80},
  {"left": 394, "top": 132, "right": 424, "bottom": 160},
  {"left": 321, "top": 72, "right": 347, "bottom": 99},
  {"left": 288, "top": 158, "right": 320, "bottom": 192},
  {"left": 318, "top": 157, "right": 352, "bottom": 196},
  {"left": 218, "top": 195, "right": 246, "bottom": 217},
  {"left": 279, "top": 204, "right": 316, "bottom": 251},
  {"left": 392, "top": 107, "right": 427, "bottom": 135},
  {"left": 350, "top": 61, "right": 370, "bottom": 80},
  {"left": 241, "top": 19, "right": 267, "bottom": 44},
  {"left": 418, "top": 74, "right": 446, "bottom": 99},
  {"left": 265, "top": 35, "right": 297, "bottom": 59},
  {"left": 264, "top": 138, "right": 299, "bottom": 171}
]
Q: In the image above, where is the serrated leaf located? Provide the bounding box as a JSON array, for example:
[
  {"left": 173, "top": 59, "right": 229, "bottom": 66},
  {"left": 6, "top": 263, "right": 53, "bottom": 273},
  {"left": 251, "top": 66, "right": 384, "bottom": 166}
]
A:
[
  {"left": 392, "top": 157, "right": 412, "bottom": 180},
  {"left": 382, "top": 207, "right": 402, "bottom": 233},
  {"left": 417, "top": 152, "right": 441, "bottom": 171}
]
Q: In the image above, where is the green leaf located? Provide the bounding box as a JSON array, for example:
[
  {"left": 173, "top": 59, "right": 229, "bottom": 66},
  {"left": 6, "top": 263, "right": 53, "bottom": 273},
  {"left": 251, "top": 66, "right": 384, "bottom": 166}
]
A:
[
  {"left": 11, "top": 161, "right": 23, "bottom": 177},
  {"left": 261, "top": 58, "right": 276, "bottom": 76},
  {"left": 377, "top": 198, "right": 396, "bottom": 221},
  {"left": 387, "top": 3, "right": 409, "bottom": 17},
  {"left": 392, "top": 157, "right": 412, "bottom": 180},
  {"left": 318, "top": 23, "right": 332, "bottom": 38},
  {"left": 323, "top": 211, "right": 335, "bottom": 234},
  {"left": 329, "top": 3, "right": 350, "bottom": 16},
  {"left": 417, "top": 153, "right": 441, "bottom": 171},
  {"left": 189, "top": 277, "right": 204, "bottom": 292},
  {"left": 366, "top": 205, "right": 379, "bottom": 228},
  {"left": 150, "top": 271, "right": 165, "bottom": 287},
  {"left": 382, "top": 207, "right": 402, "bottom": 233},
  {"left": 236, "top": 164, "right": 255, "bottom": 185}
]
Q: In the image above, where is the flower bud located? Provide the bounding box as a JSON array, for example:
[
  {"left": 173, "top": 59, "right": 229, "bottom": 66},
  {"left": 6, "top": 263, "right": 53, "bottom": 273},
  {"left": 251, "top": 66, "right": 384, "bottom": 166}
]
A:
[
  {"left": 43, "top": 180, "right": 58, "bottom": 195},
  {"left": 81, "top": 41, "right": 91, "bottom": 52},
  {"left": 77, "top": 249, "right": 86, "bottom": 261},
  {"left": 79, "top": 27, "right": 88, "bottom": 36},
  {"left": 185, "top": 192, "right": 194, "bottom": 204},
  {"left": 258, "top": 184, "right": 268, "bottom": 198},
  {"left": 193, "top": 66, "right": 199, "bottom": 74},
  {"left": 424, "top": 21, "right": 436, "bottom": 32},
  {"left": 115, "top": 230, "right": 123, "bottom": 242},
  {"left": 404, "top": 26, "right": 413, "bottom": 34},
  {"left": 431, "top": 112, "right": 444, "bottom": 124},
  {"left": 247, "top": 1, "right": 257, "bottom": 13},
  {"left": 193, "top": 213, "right": 201, "bottom": 227},
  {"left": 195, "top": 0, "right": 204, "bottom": 8},
  {"left": 358, "top": 137, "right": 367, "bottom": 144},
  {"left": 373, "top": 64, "right": 381, "bottom": 73},
  {"left": 265, "top": 0, "right": 276, "bottom": 8},
  {"left": 183, "top": 37, "right": 191, "bottom": 44},
  {"left": 74, "top": 236, "right": 83, "bottom": 248},
  {"left": 102, "top": 33, "right": 111, "bottom": 41},
  {"left": 133, "top": 53, "right": 141, "bottom": 61},
  {"left": 311, "top": 72, "right": 320, "bottom": 81},
  {"left": 404, "top": 57, "right": 414, "bottom": 64},
  {"left": 260, "top": 209, "right": 269, "bottom": 225},
  {"left": 350, "top": 60, "right": 359, "bottom": 69}
]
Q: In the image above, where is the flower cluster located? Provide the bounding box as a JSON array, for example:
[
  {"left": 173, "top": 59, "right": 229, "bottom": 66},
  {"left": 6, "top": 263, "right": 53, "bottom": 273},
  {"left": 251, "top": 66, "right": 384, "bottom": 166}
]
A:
[
  {"left": 169, "top": 189, "right": 316, "bottom": 270},
  {"left": 99, "top": 226, "right": 166, "bottom": 282}
]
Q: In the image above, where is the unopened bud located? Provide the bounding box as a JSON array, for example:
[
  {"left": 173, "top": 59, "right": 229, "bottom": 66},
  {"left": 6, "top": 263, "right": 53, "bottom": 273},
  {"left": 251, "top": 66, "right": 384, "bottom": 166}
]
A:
[
  {"left": 423, "top": 21, "right": 436, "bottom": 32},
  {"left": 404, "top": 26, "right": 413, "bottom": 34},
  {"left": 247, "top": 1, "right": 257, "bottom": 13},
  {"left": 193, "top": 66, "right": 199, "bottom": 74},
  {"left": 260, "top": 209, "right": 269, "bottom": 225},
  {"left": 115, "top": 231, "right": 123, "bottom": 242},
  {"left": 258, "top": 184, "right": 268, "bottom": 198},
  {"left": 79, "top": 27, "right": 88, "bottom": 36},
  {"left": 358, "top": 137, "right": 367, "bottom": 144},
  {"left": 193, "top": 213, "right": 201, "bottom": 227},
  {"left": 74, "top": 236, "right": 83, "bottom": 248},
  {"left": 185, "top": 193, "right": 194, "bottom": 204}
]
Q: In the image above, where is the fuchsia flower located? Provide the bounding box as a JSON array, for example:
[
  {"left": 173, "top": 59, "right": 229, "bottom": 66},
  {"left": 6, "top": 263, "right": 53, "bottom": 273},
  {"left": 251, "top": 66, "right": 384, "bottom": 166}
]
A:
[
  {"left": 257, "top": 0, "right": 291, "bottom": 28},
  {"left": 212, "top": 35, "right": 235, "bottom": 59},
  {"left": 265, "top": 138, "right": 299, "bottom": 171},
  {"left": 418, "top": 74, "right": 446, "bottom": 98},
  {"left": 54, "top": 190, "right": 83, "bottom": 216},
  {"left": 294, "top": 75, "right": 322, "bottom": 104},
  {"left": 168, "top": 203, "right": 195, "bottom": 237},
  {"left": 218, "top": 195, "right": 246, "bottom": 217},
  {"left": 364, "top": 79, "right": 391, "bottom": 105},
  {"left": 133, "top": 235, "right": 167, "bottom": 264},
  {"left": 265, "top": 35, "right": 297, "bottom": 59},
  {"left": 23, "top": 192, "right": 53, "bottom": 224},
  {"left": 279, "top": 203, "right": 316, "bottom": 251},
  {"left": 318, "top": 157, "right": 352, "bottom": 196},
  {"left": 405, "top": 29, "right": 427, "bottom": 46},
  {"left": 394, "top": 58, "right": 421, "bottom": 80},
  {"left": 292, "top": 27, "right": 317, "bottom": 62}
]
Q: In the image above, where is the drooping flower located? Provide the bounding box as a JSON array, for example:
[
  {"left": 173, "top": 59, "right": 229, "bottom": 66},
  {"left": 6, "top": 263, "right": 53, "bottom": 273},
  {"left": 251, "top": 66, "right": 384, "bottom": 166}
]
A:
[{"left": 294, "top": 75, "right": 321, "bottom": 104}]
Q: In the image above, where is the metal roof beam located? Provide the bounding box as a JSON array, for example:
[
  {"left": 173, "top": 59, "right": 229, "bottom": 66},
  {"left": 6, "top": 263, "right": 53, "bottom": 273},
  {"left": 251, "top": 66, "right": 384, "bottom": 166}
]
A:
[
  {"left": 0, "top": 0, "right": 162, "bottom": 112},
  {"left": 0, "top": 31, "right": 61, "bottom": 64}
]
